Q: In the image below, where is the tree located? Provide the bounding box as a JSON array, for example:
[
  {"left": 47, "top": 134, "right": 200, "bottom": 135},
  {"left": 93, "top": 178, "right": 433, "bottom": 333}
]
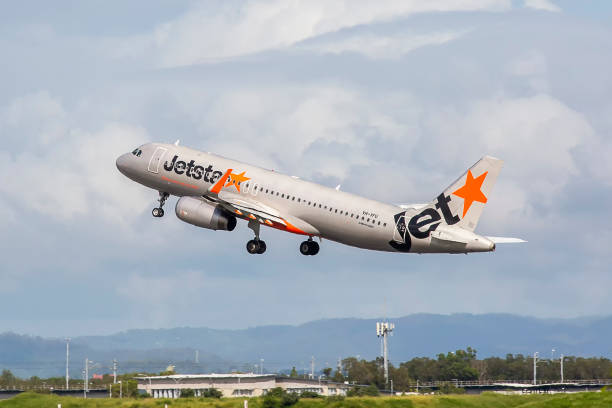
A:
[
  {"left": 332, "top": 370, "right": 345, "bottom": 382},
  {"left": 0, "top": 370, "right": 16, "bottom": 387},
  {"left": 322, "top": 367, "right": 332, "bottom": 378},
  {"left": 289, "top": 367, "right": 298, "bottom": 378},
  {"left": 180, "top": 388, "right": 195, "bottom": 398}
]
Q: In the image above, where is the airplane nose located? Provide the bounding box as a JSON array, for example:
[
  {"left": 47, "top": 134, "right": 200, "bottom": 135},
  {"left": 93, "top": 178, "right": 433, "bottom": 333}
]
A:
[{"left": 116, "top": 153, "right": 130, "bottom": 175}]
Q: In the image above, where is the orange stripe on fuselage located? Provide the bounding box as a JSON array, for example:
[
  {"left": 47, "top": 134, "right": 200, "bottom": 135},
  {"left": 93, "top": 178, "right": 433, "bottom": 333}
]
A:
[
  {"left": 210, "top": 169, "right": 233, "bottom": 194},
  {"left": 161, "top": 176, "right": 199, "bottom": 189}
]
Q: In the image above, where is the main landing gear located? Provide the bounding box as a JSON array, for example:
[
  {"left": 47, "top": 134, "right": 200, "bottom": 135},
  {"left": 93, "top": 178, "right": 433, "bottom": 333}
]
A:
[
  {"left": 246, "top": 239, "right": 267, "bottom": 254},
  {"left": 152, "top": 192, "right": 169, "bottom": 218},
  {"left": 244, "top": 219, "right": 320, "bottom": 256},
  {"left": 300, "top": 238, "right": 319, "bottom": 256},
  {"left": 246, "top": 219, "right": 267, "bottom": 254}
]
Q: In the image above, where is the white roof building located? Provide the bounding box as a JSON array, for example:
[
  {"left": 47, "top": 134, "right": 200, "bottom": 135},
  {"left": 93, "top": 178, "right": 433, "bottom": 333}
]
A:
[{"left": 135, "top": 373, "right": 352, "bottom": 399}]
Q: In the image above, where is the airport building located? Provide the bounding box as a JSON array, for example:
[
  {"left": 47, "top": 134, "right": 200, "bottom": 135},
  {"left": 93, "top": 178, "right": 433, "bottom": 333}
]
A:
[{"left": 135, "top": 373, "right": 352, "bottom": 398}]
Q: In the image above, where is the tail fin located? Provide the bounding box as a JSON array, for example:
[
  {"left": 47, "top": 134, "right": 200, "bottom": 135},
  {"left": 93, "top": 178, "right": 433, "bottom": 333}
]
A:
[{"left": 433, "top": 156, "right": 503, "bottom": 231}]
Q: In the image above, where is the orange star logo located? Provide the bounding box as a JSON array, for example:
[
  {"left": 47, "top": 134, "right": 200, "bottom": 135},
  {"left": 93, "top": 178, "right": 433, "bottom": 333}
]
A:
[
  {"left": 452, "top": 170, "right": 488, "bottom": 217},
  {"left": 225, "top": 171, "right": 250, "bottom": 192}
]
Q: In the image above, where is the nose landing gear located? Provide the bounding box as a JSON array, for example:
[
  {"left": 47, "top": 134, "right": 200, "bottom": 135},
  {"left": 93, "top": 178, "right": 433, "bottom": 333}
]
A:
[
  {"left": 300, "top": 238, "right": 319, "bottom": 256},
  {"left": 152, "top": 192, "right": 169, "bottom": 217}
]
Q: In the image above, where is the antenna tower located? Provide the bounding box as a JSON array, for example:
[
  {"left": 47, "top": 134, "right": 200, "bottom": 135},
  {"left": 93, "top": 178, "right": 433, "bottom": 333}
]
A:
[{"left": 376, "top": 321, "right": 395, "bottom": 385}]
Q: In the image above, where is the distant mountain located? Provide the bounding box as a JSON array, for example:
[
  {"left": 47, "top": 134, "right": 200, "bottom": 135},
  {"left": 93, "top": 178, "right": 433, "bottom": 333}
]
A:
[{"left": 2, "top": 313, "right": 612, "bottom": 378}]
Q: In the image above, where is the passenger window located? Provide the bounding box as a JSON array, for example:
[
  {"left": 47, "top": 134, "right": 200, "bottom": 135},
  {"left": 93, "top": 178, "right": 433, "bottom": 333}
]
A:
[
  {"left": 292, "top": 197, "right": 295, "bottom": 201},
  {"left": 335, "top": 209, "right": 338, "bottom": 213},
  {"left": 282, "top": 194, "right": 285, "bottom": 198},
  {"left": 384, "top": 223, "right": 387, "bottom": 227},
  {"left": 252, "top": 182, "right": 258, "bottom": 196}
]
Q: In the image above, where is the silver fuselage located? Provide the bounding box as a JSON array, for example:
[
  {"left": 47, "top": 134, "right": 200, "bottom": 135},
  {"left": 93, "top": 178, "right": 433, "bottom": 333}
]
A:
[{"left": 117, "top": 143, "right": 495, "bottom": 253}]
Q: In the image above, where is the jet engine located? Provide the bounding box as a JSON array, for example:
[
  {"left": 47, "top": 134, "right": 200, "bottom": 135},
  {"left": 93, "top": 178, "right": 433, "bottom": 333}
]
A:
[{"left": 175, "top": 197, "right": 237, "bottom": 231}]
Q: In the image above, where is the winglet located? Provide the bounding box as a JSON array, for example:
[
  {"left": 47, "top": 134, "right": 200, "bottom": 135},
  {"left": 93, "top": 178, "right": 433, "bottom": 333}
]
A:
[{"left": 210, "top": 169, "right": 232, "bottom": 194}]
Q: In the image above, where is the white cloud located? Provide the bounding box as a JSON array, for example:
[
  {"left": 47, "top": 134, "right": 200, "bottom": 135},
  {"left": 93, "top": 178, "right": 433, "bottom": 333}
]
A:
[
  {"left": 524, "top": 0, "right": 561, "bottom": 12},
  {"left": 0, "top": 92, "right": 151, "bottom": 223},
  {"left": 299, "top": 30, "right": 469, "bottom": 59},
  {"left": 115, "top": 0, "right": 511, "bottom": 67},
  {"left": 425, "top": 94, "right": 591, "bottom": 201},
  {"left": 196, "top": 86, "right": 416, "bottom": 181},
  {"left": 0, "top": 91, "right": 68, "bottom": 146}
]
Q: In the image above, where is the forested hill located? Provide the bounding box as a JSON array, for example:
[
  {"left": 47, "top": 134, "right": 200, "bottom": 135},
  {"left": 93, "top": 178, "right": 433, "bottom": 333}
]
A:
[
  {"left": 2, "top": 313, "right": 612, "bottom": 377},
  {"left": 74, "top": 313, "right": 612, "bottom": 362}
]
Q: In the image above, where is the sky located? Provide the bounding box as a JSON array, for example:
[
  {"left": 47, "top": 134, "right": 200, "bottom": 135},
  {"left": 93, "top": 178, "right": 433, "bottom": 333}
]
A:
[{"left": 1, "top": 0, "right": 611, "bottom": 338}]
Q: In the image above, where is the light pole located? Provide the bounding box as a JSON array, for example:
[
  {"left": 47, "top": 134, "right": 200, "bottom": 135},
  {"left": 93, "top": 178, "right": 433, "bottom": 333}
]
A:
[
  {"left": 83, "top": 358, "right": 94, "bottom": 398},
  {"left": 118, "top": 380, "right": 122, "bottom": 398},
  {"left": 533, "top": 352, "right": 539, "bottom": 385},
  {"left": 65, "top": 338, "right": 70, "bottom": 390},
  {"left": 560, "top": 354, "right": 564, "bottom": 383}
]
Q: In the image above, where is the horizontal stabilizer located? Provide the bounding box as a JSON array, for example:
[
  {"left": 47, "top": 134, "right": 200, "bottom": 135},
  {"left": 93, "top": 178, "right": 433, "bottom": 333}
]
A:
[{"left": 486, "top": 236, "right": 527, "bottom": 244}]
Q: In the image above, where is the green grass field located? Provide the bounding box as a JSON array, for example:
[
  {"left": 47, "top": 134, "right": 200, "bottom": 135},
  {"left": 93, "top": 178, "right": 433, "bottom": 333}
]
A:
[{"left": 3, "top": 392, "right": 612, "bottom": 408}]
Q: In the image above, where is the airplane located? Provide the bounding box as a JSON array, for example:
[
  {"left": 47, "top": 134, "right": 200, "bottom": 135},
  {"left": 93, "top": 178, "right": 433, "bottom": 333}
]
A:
[{"left": 116, "top": 142, "right": 524, "bottom": 256}]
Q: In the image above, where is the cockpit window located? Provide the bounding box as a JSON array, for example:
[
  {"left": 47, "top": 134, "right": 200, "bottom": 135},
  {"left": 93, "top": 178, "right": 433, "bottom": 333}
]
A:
[{"left": 131, "top": 148, "right": 143, "bottom": 157}]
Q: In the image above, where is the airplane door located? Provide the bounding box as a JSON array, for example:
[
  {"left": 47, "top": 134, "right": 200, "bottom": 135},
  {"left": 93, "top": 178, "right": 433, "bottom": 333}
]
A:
[{"left": 148, "top": 147, "right": 167, "bottom": 174}]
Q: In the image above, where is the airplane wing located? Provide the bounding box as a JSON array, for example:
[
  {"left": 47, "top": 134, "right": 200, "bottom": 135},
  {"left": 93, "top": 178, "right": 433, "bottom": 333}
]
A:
[
  {"left": 206, "top": 190, "right": 319, "bottom": 236},
  {"left": 204, "top": 168, "right": 319, "bottom": 236}
]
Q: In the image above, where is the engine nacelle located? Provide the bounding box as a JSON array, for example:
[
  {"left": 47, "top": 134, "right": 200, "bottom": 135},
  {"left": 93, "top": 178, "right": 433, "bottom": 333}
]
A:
[{"left": 175, "top": 197, "right": 236, "bottom": 231}]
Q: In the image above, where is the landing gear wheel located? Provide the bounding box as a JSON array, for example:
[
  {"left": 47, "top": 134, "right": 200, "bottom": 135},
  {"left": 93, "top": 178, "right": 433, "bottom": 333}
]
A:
[
  {"left": 152, "top": 192, "right": 169, "bottom": 218},
  {"left": 257, "top": 241, "right": 267, "bottom": 254},
  {"left": 300, "top": 240, "right": 320, "bottom": 256},
  {"left": 308, "top": 241, "right": 319, "bottom": 255},
  {"left": 247, "top": 240, "right": 261, "bottom": 254}
]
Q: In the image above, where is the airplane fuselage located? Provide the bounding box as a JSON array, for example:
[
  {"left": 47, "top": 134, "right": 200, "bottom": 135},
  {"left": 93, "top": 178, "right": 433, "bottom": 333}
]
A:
[{"left": 117, "top": 143, "right": 499, "bottom": 255}]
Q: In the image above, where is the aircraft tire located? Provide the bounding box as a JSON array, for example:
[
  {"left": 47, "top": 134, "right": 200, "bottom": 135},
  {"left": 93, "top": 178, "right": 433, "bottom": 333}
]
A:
[
  {"left": 299, "top": 241, "right": 311, "bottom": 255},
  {"left": 152, "top": 208, "right": 164, "bottom": 217},
  {"left": 257, "top": 241, "right": 267, "bottom": 254},
  {"left": 308, "top": 241, "right": 319, "bottom": 255},
  {"left": 246, "top": 240, "right": 260, "bottom": 254}
]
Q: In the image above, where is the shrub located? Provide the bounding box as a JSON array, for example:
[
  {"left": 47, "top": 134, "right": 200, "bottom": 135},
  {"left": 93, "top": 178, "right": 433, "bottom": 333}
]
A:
[
  {"left": 202, "top": 388, "right": 223, "bottom": 398},
  {"left": 261, "top": 387, "right": 300, "bottom": 407},
  {"left": 299, "top": 390, "right": 321, "bottom": 398},
  {"left": 180, "top": 388, "right": 195, "bottom": 398},
  {"left": 347, "top": 384, "right": 380, "bottom": 397},
  {"left": 438, "top": 383, "right": 466, "bottom": 394}
]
